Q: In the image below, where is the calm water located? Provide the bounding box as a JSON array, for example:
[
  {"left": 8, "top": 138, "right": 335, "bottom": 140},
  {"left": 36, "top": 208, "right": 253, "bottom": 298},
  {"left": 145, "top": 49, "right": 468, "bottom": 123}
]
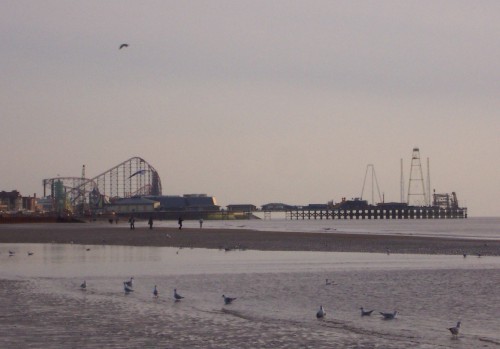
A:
[{"left": 1, "top": 240, "right": 500, "bottom": 348}]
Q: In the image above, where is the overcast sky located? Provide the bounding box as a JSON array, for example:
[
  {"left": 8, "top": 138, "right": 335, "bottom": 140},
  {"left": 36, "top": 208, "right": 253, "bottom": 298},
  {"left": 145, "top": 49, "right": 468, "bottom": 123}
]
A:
[{"left": 1, "top": 1, "right": 499, "bottom": 216}]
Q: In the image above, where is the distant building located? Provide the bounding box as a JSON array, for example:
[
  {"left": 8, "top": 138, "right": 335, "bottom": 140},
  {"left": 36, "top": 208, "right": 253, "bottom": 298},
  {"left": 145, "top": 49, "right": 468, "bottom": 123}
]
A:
[
  {"left": 0, "top": 190, "right": 22, "bottom": 211},
  {"left": 261, "top": 203, "right": 297, "bottom": 211},
  {"left": 106, "top": 197, "right": 160, "bottom": 214},
  {"left": 0, "top": 190, "right": 38, "bottom": 213},
  {"left": 226, "top": 204, "right": 258, "bottom": 212},
  {"left": 37, "top": 197, "right": 54, "bottom": 212},
  {"left": 303, "top": 203, "right": 328, "bottom": 210},
  {"left": 145, "top": 194, "right": 220, "bottom": 212},
  {"left": 334, "top": 198, "right": 369, "bottom": 210}
]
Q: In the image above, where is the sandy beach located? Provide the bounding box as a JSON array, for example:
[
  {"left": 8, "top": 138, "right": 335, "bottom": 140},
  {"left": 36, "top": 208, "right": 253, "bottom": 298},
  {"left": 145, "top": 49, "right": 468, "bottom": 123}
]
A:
[
  {"left": 2, "top": 222, "right": 500, "bottom": 348},
  {"left": 0, "top": 223, "right": 499, "bottom": 256}
]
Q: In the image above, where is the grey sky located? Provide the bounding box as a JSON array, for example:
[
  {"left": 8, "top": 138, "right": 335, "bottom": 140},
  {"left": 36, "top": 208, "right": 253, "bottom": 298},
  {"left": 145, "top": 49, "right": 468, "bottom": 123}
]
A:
[{"left": 1, "top": 1, "right": 499, "bottom": 216}]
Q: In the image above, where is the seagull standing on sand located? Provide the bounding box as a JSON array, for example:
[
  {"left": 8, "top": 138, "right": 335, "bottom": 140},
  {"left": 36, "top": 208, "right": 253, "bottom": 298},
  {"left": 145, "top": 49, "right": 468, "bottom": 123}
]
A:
[
  {"left": 174, "top": 288, "right": 184, "bottom": 301},
  {"left": 325, "top": 279, "right": 332, "bottom": 285},
  {"left": 380, "top": 311, "right": 397, "bottom": 320},
  {"left": 448, "top": 321, "right": 461, "bottom": 336},
  {"left": 124, "top": 277, "right": 134, "bottom": 288},
  {"left": 153, "top": 285, "right": 159, "bottom": 298},
  {"left": 222, "top": 294, "right": 237, "bottom": 305},
  {"left": 8, "top": 250, "right": 15, "bottom": 256},
  {"left": 124, "top": 282, "right": 134, "bottom": 293},
  {"left": 360, "top": 307, "right": 374, "bottom": 316},
  {"left": 80, "top": 280, "right": 87, "bottom": 290},
  {"left": 119, "top": 43, "right": 129, "bottom": 49},
  {"left": 316, "top": 305, "right": 326, "bottom": 319}
]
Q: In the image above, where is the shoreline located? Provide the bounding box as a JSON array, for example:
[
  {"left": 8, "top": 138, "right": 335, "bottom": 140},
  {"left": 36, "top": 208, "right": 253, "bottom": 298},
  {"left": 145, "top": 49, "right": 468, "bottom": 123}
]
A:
[{"left": 0, "top": 224, "right": 499, "bottom": 256}]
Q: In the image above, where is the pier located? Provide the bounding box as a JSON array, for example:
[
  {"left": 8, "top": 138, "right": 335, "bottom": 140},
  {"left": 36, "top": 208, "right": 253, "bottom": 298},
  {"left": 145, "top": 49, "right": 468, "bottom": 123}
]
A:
[{"left": 285, "top": 206, "right": 467, "bottom": 220}]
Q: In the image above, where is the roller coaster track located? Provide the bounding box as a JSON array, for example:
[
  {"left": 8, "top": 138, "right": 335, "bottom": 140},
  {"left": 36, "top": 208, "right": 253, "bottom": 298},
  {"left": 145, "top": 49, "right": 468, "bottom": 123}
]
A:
[{"left": 42, "top": 157, "right": 162, "bottom": 212}]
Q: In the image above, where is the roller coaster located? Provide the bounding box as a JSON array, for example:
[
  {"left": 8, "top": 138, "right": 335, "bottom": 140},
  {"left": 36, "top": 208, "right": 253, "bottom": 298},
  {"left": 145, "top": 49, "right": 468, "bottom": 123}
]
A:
[{"left": 42, "top": 157, "right": 162, "bottom": 214}]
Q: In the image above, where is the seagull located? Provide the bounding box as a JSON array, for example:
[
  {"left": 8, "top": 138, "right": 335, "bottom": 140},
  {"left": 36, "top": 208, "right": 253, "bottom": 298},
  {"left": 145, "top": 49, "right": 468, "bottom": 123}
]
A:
[
  {"left": 153, "top": 285, "right": 158, "bottom": 298},
  {"left": 325, "top": 279, "right": 333, "bottom": 285},
  {"left": 27, "top": 251, "right": 34, "bottom": 256},
  {"left": 8, "top": 250, "right": 15, "bottom": 256},
  {"left": 360, "top": 307, "right": 374, "bottom": 316},
  {"left": 80, "top": 280, "right": 87, "bottom": 290},
  {"left": 316, "top": 305, "right": 326, "bottom": 319},
  {"left": 380, "top": 311, "right": 397, "bottom": 320},
  {"left": 119, "top": 43, "right": 129, "bottom": 49},
  {"left": 222, "top": 294, "right": 237, "bottom": 305},
  {"left": 124, "top": 282, "right": 134, "bottom": 293},
  {"left": 174, "top": 288, "right": 184, "bottom": 301},
  {"left": 448, "top": 321, "right": 461, "bottom": 336},
  {"left": 124, "top": 277, "right": 134, "bottom": 288}
]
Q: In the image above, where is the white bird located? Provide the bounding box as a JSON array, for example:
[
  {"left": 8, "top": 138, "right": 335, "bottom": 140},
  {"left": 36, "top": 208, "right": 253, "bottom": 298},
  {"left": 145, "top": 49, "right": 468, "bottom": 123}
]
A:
[
  {"left": 448, "top": 321, "right": 461, "bottom": 336},
  {"left": 174, "top": 288, "right": 184, "bottom": 301},
  {"left": 153, "top": 285, "right": 159, "bottom": 298},
  {"left": 360, "top": 307, "right": 374, "bottom": 316},
  {"left": 222, "top": 294, "right": 236, "bottom": 305},
  {"left": 124, "top": 277, "right": 134, "bottom": 288},
  {"left": 124, "top": 282, "right": 134, "bottom": 293},
  {"left": 380, "top": 311, "right": 397, "bottom": 320},
  {"left": 316, "top": 305, "right": 326, "bottom": 319},
  {"left": 80, "top": 280, "right": 87, "bottom": 289},
  {"left": 119, "top": 43, "right": 129, "bottom": 49}
]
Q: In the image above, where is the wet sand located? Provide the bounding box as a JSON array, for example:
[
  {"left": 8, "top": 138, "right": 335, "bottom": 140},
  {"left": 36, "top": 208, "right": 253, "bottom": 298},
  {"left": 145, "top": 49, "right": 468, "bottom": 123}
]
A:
[{"left": 0, "top": 223, "right": 499, "bottom": 255}]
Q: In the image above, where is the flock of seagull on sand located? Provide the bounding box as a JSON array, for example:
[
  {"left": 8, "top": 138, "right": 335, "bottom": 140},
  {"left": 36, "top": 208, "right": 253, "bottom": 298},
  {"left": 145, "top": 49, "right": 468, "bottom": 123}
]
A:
[
  {"left": 78, "top": 275, "right": 461, "bottom": 338},
  {"left": 79, "top": 277, "right": 238, "bottom": 307},
  {"left": 316, "top": 304, "right": 461, "bottom": 337},
  {"left": 318, "top": 277, "right": 461, "bottom": 337},
  {"left": 6, "top": 245, "right": 467, "bottom": 338}
]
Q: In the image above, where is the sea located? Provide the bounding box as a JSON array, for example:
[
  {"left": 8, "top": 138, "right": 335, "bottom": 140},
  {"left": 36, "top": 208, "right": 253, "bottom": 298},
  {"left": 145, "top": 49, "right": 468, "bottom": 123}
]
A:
[{"left": 1, "top": 217, "right": 499, "bottom": 348}]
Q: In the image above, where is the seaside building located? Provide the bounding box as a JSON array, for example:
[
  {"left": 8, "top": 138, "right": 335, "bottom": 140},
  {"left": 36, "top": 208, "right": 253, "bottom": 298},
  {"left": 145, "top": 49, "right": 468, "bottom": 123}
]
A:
[
  {"left": 261, "top": 203, "right": 297, "bottom": 211},
  {"left": 226, "top": 204, "right": 258, "bottom": 212},
  {"left": 106, "top": 197, "right": 160, "bottom": 214},
  {"left": 145, "top": 194, "right": 220, "bottom": 212},
  {"left": 0, "top": 190, "right": 37, "bottom": 212}
]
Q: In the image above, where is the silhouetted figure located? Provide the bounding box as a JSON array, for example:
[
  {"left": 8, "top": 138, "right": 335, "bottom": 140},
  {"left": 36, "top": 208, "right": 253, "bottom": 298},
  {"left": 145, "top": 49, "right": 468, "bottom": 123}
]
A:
[
  {"left": 178, "top": 217, "right": 183, "bottom": 230},
  {"left": 148, "top": 216, "right": 153, "bottom": 230},
  {"left": 129, "top": 216, "right": 135, "bottom": 230},
  {"left": 199, "top": 218, "right": 203, "bottom": 228}
]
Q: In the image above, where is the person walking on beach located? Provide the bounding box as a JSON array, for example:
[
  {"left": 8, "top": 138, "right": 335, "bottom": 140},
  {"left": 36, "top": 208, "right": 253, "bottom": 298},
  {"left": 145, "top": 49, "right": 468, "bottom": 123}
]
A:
[
  {"left": 129, "top": 216, "right": 135, "bottom": 230},
  {"left": 148, "top": 216, "right": 153, "bottom": 230},
  {"left": 178, "top": 216, "right": 183, "bottom": 230},
  {"left": 199, "top": 218, "right": 203, "bottom": 228}
]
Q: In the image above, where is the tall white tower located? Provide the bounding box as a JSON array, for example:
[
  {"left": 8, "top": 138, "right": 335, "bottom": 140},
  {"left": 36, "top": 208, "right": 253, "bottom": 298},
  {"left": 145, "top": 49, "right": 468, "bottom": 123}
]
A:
[{"left": 407, "top": 148, "right": 427, "bottom": 206}]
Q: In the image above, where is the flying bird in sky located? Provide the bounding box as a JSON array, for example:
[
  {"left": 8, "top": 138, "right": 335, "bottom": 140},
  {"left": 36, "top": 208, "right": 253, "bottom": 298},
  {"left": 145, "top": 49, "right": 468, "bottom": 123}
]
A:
[{"left": 119, "top": 43, "right": 129, "bottom": 49}]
